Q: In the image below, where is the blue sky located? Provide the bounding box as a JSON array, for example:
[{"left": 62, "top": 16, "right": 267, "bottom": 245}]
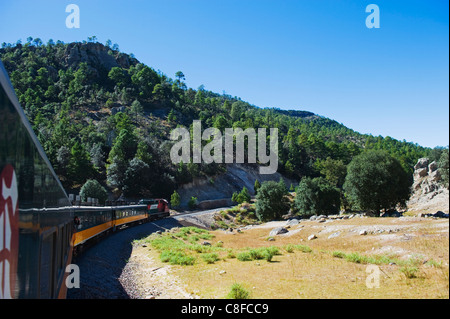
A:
[{"left": 0, "top": 0, "right": 448, "bottom": 148}]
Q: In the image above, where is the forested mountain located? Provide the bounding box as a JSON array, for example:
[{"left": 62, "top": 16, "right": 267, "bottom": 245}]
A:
[{"left": 0, "top": 38, "right": 433, "bottom": 199}]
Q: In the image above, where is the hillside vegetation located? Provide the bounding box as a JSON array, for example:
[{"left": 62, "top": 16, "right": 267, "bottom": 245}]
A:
[{"left": 0, "top": 38, "right": 434, "bottom": 200}]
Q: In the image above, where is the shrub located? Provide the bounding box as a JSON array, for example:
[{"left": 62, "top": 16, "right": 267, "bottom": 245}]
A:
[
  {"left": 284, "top": 244, "right": 295, "bottom": 253},
  {"left": 160, "top": 250, "right": 196, "bottom": 266},
  {"left": 226, "top": 249, "right": 236, "bottom": 259},
  {"left": 294, "top": 245, "right": 312, "bottom": 253},
  {"left": 400, "top": 266, "right": 419, "bottom": 279},
  {"left": 237, "top": 251, "right": 253, "bottom": 261},
  {"left": 188, "top": 196, "right": 197, "bottom": 210},
  {"left": 227, "top": 283, "right": 250, "bottom": 299},
  {"left": 201, "top": 253, "right": 220, "bottom": 264},
  {"left": 266, "top": 246, "right": 281, "bottom": 256},
  {"left": 170, "top": 190, "right": 181, "bottom": 208},
  {"left": 332, "top": 251, "right": 346, "bottom": 258},
  {"left": 232, "top": 186, "right": 251, "bottom": 204},
  {"left": 344, "top": 252, "right": 368, "bottom": 264},
  {"left": 189, "top": 244, "right": 213, "bottom": 253},
  {"left": 237, "top": 247, "right": 280, "bottom": 262}
]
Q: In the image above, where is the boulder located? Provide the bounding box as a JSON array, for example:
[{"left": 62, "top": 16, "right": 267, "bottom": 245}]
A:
[
  {"left": 414, "top": 158, "right": 429, "bottom": 170},
  {"left": 269, "top": 227, "right": 289, "bottom": 236},
  {"left": 328, "top": 232, "right": 341, "bottom": 239},
  {"left": 428, "top": 161, "right": 438, "bottom": 172},
  {"left": 381, "top": 210, "right": 402, "bottom": 217},
  {"left": 286, "top": 218, "right": 300, "bottom": 226},
  {"left": 416, "top": 168, "right": 428, "bottom": 177},
  {"left": 111, "top": 106, "right": 126, "bottom": 115},
  {"left": 308, "top": 234, "right": 317, "bottom": 240},
  {"left": 430, "top": 169, "right": 442, "bottom": 182},
  {"left": 433, "top": 211, "right": 449, "bottom": 218}
]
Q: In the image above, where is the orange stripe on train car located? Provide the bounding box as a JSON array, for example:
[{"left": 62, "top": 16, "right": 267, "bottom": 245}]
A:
[
  {"left": 113, "top": 214, "right": 147, "bottom": 227},
  {"left": 73, "top": 214, "right": 148, "bottom": 246},
  {"left": 74, "top": 221, "right": 113, "bottom": 246}
]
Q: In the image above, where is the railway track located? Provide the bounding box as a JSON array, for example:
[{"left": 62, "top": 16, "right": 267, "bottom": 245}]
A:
[{"left": 67, "top": 207, "right": 231, "bottom": 298}]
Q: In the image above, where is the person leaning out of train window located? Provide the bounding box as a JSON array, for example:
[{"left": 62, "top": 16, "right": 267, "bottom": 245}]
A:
[{"left": 74, "top": 216, "right": 81, "bottom": 230}]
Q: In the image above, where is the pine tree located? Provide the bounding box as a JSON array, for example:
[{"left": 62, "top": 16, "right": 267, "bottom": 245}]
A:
[
  {"left": 170, "top": 190, "right": 181, "bottom": 208},
  {"left": 254, "top": 179, "right": 261, "bottom": 195}
]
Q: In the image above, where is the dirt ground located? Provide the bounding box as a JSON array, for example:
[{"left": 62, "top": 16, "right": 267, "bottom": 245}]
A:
[{"left": 127, "top": 214, "right": 449, "bottom": 299}]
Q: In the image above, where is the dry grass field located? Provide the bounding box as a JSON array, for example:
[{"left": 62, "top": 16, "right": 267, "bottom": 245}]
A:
[{"left": 130, "top": 215, "right": 449, "bottom": 299}]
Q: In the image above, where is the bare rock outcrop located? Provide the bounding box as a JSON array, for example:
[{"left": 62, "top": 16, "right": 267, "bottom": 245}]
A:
[
  {"left": 177, "top": 164, "right": 295, "bottom": 209},
  {"left": 407, "top": 158, "right": 449, "bottom": 214},
  {"left": 64, "top": 42, "right": 135, "bottom": 71}
]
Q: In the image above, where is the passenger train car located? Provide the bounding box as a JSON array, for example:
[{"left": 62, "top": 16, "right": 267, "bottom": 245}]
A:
[
  {"left": 73, "top": 200, "right": 169, "bottom": 250},
  {"left": 0, "top": 59, "right": 169, "bottom": 299}
]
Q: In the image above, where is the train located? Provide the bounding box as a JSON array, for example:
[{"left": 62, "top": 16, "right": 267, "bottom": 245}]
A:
[
  {"left": 0, "top": 59, "right": 169, "bottom": 299},
  {"left": 73, "top": 200, "right": 169, "bottom": 251}
]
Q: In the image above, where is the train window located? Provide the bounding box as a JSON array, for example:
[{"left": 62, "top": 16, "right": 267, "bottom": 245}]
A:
[{"left": 39, "top": 231, "right": 57, "bottom": 298}]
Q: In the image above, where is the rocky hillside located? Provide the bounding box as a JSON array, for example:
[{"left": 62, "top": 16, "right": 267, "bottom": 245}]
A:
[
  {"left": 407, "top": 158, "right": 449, "bottom": 214},
  {"left": 177, "top": 163, "right": 296, "bottom": 209}
]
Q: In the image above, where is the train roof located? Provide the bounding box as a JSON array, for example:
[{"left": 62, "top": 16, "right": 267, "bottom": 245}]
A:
[{"left": 71, "top": 204, "right": 148, "bottom": 211}]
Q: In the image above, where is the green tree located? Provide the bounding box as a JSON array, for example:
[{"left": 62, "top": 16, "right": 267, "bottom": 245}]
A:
[
  {"left": 108, "top": 67, "right": 127, "bottom": 88},
  {"left": 68, "top": 62, "right": 89, "bottom": 95},
  {"left": 152, "top": 83, "right": 166, "bottom": 101},
  {"left": 106, "top": 156, "right": 127, "bottom": 189},
  {"left": 131, "top": 65, "right": 159, "bottom": 98},
  {"left": 122, "top": 157, "right": 151, "bottom": 197},
  {"left": 438, "top": 148, "right": 449, "bottom": 188},
  {"left": 167, "top": 108, "right": 177, "bottom": 122},
  {"left": 89, "top": 143, "right": 105, "bottom": 170},
  {"left": 314, "top": 157, "right": 347, "bottom": 188},
  {"left": 131, "top": 99, "right": 144, "bottom": 122},
  {"left": 170, "top": 190, "right": 181, "bottom": 208},
  {"left": 254, "top": 179, "right": 261, "bottom": 195},
  {"left": 230, "top": 101, "right": 246, "bottom": 121},
  {"left": 213, "top": 115, "right": 228, "bottom": 132},
  {"left": 232, "top": 186, "right": 251, "bottom": 204},
  {"left": 136, "top": 140, "right": 153, "bottom": 165},
  {"left": 108, "top": 129, "right": 137, "bottom": 162},
  {"left": 294, "top": 177, "right": 341, "bottom": 217},
  {"left": 175, "top": 71, "right": 185, "bottom": 81},
  {"left": 68, "top": 141, "right": 94, "bottom": 185},
  {"left": 80, "top": 179, "right": 108, "bottom": 204},
  {"left": 56, "top": 145, "right": 71, "bottom": 176},
  {"left": 188, "top": 196, "right": 198, "bottom": 210},
  {"left": 255, "top": 181, "right": 289, "bottom": 221},
  {"left": 343, "top": 150, "right": 412, "bottom": 215},
  {"left": 176, "top": 161, "right": 192, "bottom": 184}
]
